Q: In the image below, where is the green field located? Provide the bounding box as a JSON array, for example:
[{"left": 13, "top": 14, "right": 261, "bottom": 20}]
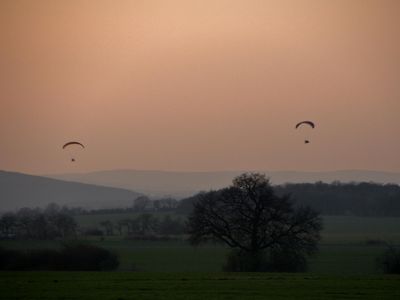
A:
[
  {"left": 1, "top": 272, "right": 399, "bottom": 300},
  {"left": 1, "top": 216, "right": 399, "bottom": 274}
]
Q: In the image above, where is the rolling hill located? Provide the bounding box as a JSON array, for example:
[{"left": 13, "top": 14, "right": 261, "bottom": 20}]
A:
[{"left": 0, "top": 170, "right": 141, "bottom": 211}]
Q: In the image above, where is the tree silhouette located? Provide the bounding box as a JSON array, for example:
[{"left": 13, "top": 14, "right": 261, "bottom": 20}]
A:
[{"left": 188, "top": 173, "right": 322, "bottom": 271}]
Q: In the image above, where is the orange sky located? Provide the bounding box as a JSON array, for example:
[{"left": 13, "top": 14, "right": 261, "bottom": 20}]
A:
[{"left": 1, "top": 0, "right": 399, "bottom": 174}]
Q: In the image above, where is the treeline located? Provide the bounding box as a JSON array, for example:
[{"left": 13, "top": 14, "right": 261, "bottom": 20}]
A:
[
  {"left": 275, "top": 182, "right": 400, "bottom": 216},
  {"left": 87, "top": 214, "right": 186, "bottom": 239},
  {"left": 177, "top": 182, "right": 400, "bottom": 216},
  {"left": 0, "top": 204, "right": 77, "bottom": 239},
  {"left": 66, "top": 196, "right": 179, "bottom": 216},
  {"left": 0, "top": 202, "right": 186, "bottom": 241}
]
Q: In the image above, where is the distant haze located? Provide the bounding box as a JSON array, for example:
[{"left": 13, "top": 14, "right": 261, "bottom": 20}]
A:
[
  {"left": 1, "top": 0, "right": 399, "bottom": 174},
  {"left": 50, "top": 169, "right": 400, "bottom": 198}
]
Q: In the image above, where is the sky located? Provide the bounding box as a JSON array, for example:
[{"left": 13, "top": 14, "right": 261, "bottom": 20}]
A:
[{"left": 1, "top": 0, "right": 399, "bottom": 174}]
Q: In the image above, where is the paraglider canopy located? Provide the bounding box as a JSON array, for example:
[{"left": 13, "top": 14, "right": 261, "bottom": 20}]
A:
[
  {"left": 295, "top": 121, "right": 315, "bottom": 129},
  {"left": 62, "top": 141, "right": 85, "bottom": 149}
]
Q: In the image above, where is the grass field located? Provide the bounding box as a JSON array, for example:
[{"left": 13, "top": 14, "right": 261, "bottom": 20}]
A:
[
  {"left": 1, "top": 216, "right": 399, "bottom": 274},
  {"left": 0, "top": 272, "right": 399, "bottom": 300}
]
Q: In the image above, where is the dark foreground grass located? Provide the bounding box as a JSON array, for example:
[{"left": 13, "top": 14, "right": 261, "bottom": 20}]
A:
[{"left": 0, "top": 272, "right": 399, "bottom": 300}]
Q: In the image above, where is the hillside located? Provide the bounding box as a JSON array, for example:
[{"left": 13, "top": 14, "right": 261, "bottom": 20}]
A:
[
  {"left": 49, "top": 169, "right": 400, "bottom": 198},
  {"left": 0, "top": 170, "right": 141, "bottom": 211}
]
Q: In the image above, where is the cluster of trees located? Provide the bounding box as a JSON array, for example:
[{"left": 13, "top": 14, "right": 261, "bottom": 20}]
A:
[
  {"left": 178, "top": 182, "right": 400, "bottom": 216},
  {"left": 92, "top": 214, "right": 185, "bottom": 238},
  {"left": 275, "top": 182, "right": 400, "bottom": 216},
  {"left": 0, "top": 204, "right": 76, "bottom": 240}
]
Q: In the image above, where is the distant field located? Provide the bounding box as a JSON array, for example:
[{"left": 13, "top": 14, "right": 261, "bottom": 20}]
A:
[
  {"left": 76, "top": 214, "right": 400, "bottom": 243},
  {"left": 1, "top": 272, "right": 399, "bottom": 300},
  {"left": 1, "top": 216, "right": 399, "bottom": 274}
]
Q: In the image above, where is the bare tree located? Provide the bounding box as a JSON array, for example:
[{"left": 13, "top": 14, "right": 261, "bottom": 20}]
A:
[
  {"left": 99, "top": 220, "right": 114, "bottom": 236},
  {"left": 0, "top": 212, "right": 17, "bottom": 237},
  {"left": 115, "top": 220, "right": 125, "bottom": 235},
  {"left": 134, "top": 214, "right": 158, "bottom": 236},
  {"left": 188, "top": 173, "right": 322, "bottom": 271},
  {"left": 53, "top": 213, "right": 77, "bottom": 238}
]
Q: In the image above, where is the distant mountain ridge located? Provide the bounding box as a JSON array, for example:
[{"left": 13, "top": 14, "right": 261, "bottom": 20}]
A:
[
  {"left": 49, "top": 169, "right": 400, "bottom": 198},
  {"left": 0, "top": 170, "right": 141, "bottom": 211}
]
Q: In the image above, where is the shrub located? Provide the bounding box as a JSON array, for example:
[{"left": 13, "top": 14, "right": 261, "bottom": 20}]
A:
[
  {"left": 0, "top": 247, "right": 60, "bottom": 270},
  {"left": 223, "top": 248, "right": 308, "bottom": 272},
  {"left": 0, "top": 247, "right": 24, "bottom": 270},
  {"left": 23, "top": 249, "right": 63, "bottom": 270},
  {"left": 60, "top": 243, "right": 119, "bottom": 271},
  {"left": 0, "top": 243, "right": 119, "bottom": 271},
  {"left": 378, "top": 245, "right": 400, "bottom": 274}
]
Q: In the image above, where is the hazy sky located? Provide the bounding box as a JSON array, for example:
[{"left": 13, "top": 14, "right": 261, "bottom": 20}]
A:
[{"left": 1, "top": 0, "right": 399, "bottom": 174}]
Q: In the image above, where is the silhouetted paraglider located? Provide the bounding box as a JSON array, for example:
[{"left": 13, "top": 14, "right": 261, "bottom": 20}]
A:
[
  {"left": 295, "top": 121, "right": 315, "bottom": 144},
  {"left": 62, "top": 141, "right": 85, "bottom": 162}
]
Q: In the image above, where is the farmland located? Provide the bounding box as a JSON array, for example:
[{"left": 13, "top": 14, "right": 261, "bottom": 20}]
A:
[
  {"left": 1, "top": 272, "right": 399, "bottom": 300},
  {"left": 1, "top": 215, "right": 400, "bottom": 299}
]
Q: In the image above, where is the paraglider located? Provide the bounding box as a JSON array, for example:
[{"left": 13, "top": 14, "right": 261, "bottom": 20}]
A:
[
  {"left": 295, "top": 121, "right": 315, "bottom": 144},
  {"left": 62, "top": 142, "right": 85, "bottom": 162}
]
